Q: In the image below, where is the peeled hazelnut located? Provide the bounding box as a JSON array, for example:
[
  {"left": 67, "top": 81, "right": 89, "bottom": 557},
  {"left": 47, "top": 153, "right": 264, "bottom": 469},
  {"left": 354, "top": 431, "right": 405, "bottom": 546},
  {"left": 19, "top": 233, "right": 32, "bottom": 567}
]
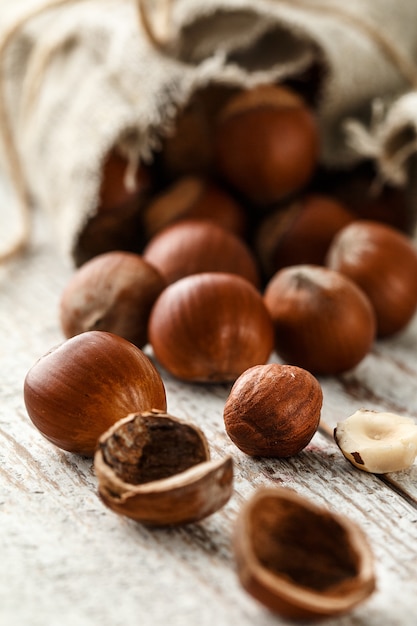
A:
[
  {"left": 326, "top": 220, "right": 417, "bottom": 337},
  {"left": 23, "top": 331, "right": 167, "bottom": 456},
  {"left": 142, "top": 176, "right": 247, "bottom": 240},
  {"left": 214, "top": 84, "right": 319, "bottom": 205},
  {"left": 94, "top": 409, "right": 234, "bottom": 526},
  {"left": 143, "top": 219, "right": 260, "bottom": 287},
  {"left": 264, "top": 265, "right": 376, "bottom": 375},
  {"left": 59, "top": 251, "right": 166, "bottom": 348},
  {"left": 223, "top": 363, "right": 323, "bottom": 457},
  {"left": 148, "top": 272, "right": 274, "bottom": 383},
  {"left": 334, "top": 409, "right": 417, "bottom": 473},
  {"left": 254, "top": 194, "right": 354, "bottom": 279},
  {"left": 234, "top": 487, "right": 376, "bottom": 620}
]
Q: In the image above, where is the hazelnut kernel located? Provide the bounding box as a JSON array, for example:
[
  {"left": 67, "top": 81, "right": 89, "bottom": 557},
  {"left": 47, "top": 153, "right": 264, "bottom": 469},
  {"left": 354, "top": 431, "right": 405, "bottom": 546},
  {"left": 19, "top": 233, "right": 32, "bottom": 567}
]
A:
[{"left": 223, "top": 363, "right": 323, "bottom": 457}]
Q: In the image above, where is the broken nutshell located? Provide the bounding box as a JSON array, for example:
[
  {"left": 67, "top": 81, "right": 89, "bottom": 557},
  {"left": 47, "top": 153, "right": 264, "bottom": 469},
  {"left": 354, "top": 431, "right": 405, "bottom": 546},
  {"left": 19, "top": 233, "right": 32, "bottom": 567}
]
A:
[
  {"left": 94, "top": 409, "right": 234, "bottom": 526},
  {"left": 234, "top": 487, "right": 376, "bottom": 620}
]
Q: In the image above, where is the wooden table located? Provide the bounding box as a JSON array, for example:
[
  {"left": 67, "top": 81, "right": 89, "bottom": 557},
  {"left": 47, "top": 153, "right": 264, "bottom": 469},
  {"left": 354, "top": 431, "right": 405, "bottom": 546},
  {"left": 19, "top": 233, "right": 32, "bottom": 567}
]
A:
[{"left": 1, "top": 173, "right": 417, "bottom": 626}]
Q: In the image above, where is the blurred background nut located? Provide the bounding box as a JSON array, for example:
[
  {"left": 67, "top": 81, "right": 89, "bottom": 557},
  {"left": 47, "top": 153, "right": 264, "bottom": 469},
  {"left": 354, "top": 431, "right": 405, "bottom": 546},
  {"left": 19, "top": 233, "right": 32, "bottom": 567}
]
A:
[
  {"left": 214, "top": 84, "right": 319, "bottom": 206},
  {"left": 143, "top": 219, "right": 260, "bottom": 287},
  {"left": 326, "top": 220, "right": 417, "bottom": 337},
  {"left": 263, "top": 265, "right": 376, "bottom": 375},
  {"left": 60, "top": 251, "right": 166, "bottom": 348},
  {"left": 233, "top": 487, "right": 376, "bottom": 620},
  {"left": 223, "top": 363, "right": 323, "bottom": 457},
  {"left": 254, "top": 193, "right": 355, "bottom": 280},
  {"left": 94, "top": 409, "right": 234, "bottom": 526},
  {"left": 148, "top": 272, "right": 274, "bottom": 383},
  {"left": 334, "top": 409, "right": 417, "bottom": 473},
  {"left": 142, "top": 176, "right": 248, "bottom": 240}
]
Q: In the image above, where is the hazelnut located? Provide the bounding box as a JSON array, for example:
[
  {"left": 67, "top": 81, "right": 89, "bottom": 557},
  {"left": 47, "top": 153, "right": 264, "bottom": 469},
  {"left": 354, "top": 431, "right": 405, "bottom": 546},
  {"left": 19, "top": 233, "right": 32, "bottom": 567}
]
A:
[
  {"left": 223, "top": 363, "right": 323, "bottom": 457},
  {"left": 148, "top": 272, "right": 274, "bottom": 383},
  {"left": 97, "top": 149, "right": 151, "bottom": 212},
  {"left": 264, "top": 265, "right": 376, "bottom": 375},
  {"left": 234, "top": 487, "right": 376, "bottom": 620},
  {"left": 94, "top": 409, "right": 234, "bottom": 526},
  {"left": 59, "top": 251, "right": 166, "bottom": 348},
  {"left": 326, "top": 220, "right": 417, "bottom": 337},
  {"left": 334, "top": 409, "right": 417, "bottom": 473},
  {"left": 254, "top": 193, "right": 354, "bottom": 279},
  {"left": 142, "top": 176, "right": 247, "bottom": 240},
  {"left": 143, "top": 219, "right": 260, "bottom": 287},
  {"left": 214, "top": 84, "right": 319, "bottom": 205},
  {"left": 23, "top": 331, "right": 167, "bottom": 456}
]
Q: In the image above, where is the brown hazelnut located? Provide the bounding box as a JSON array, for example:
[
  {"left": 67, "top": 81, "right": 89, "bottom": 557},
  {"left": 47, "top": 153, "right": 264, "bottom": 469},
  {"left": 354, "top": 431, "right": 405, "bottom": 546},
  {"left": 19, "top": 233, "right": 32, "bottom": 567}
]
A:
[
  {"left": 97, "top": 149, "right": 151, "bottom": 212},
  {"left": 254, "top": 193, "right": 355, "bottom": 279},
  {"left": 234, "top": 487, "right": 376, "bottom": 620},
  {"left": 148, "top": 272, "right": 274, "bottom": 383},
  {"left": 214, "top": 84, "right": 319, "bottom": 205},
  {"left": 94, "top": 409, "right": 234, "bottom": 526},
  {"left": 264, "top": 265, "right": 376, "bottom": 375},
  {"left": 143, "top": 219, "right": 260, "bottom": 287},
  {"left": 326, "top": 220, "right": 417, "bottom": 337},
  {"left": 142, "top": 176, "right": 247, "bottom": 240},
  {"left": 23, "top": 331, "right": 167, "bottom": 456},
  {"left": 223, "top": 363, "right": 323, "bottom": 457},
  {"left": 59, "top": 251, "right": 166, "bottom": 348}
]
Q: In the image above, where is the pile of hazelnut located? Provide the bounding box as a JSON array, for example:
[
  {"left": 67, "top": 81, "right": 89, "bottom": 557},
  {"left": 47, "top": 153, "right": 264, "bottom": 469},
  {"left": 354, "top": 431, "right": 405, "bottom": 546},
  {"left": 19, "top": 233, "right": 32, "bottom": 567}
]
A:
[{"left": 23, "top": 82, "right": 417, "bottom": 619}]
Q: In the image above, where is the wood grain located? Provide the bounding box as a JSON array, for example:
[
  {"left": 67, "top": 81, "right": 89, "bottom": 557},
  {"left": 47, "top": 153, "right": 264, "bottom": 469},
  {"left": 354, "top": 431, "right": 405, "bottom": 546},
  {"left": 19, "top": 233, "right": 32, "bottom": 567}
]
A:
[{"left": 1, "top": 205, "right": 417, "bottom": 626}]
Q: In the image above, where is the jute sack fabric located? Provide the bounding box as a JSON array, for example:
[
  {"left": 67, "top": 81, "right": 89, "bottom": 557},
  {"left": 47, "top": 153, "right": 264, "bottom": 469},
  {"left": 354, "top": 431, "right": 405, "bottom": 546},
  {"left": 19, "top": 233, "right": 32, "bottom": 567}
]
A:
[{"left": 2, "top": 0, "right": 417, "bottom": 262}]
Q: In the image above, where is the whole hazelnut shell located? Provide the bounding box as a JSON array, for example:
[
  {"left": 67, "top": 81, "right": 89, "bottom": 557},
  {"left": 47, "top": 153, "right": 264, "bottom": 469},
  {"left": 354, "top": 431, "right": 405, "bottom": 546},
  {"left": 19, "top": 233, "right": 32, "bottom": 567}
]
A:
[
  {"left": 148, "top": 272, "right": 274, "bottom": 383},
  {"left": 254, "top": 193, "right": 354, "bottom": 279},
  {"left": 234, "top": 487, "right": 376, "bottom": 620},
  {"left": 223, "top": 363, "right": 323, "bottom": 457},
  {"left": 264, "top": 265, "right": 376, "bottom": 375},
  {"left": 326, "top": 220, "right": 417, "bottom": 337},
  {"left": 143, "top": 219, "right": 260, "bottom": 287},
  {"left": 143, "top": 176, "right": 247, "bottom": 240},
  {"left": 95, "top": 409, "right": 234, "bottom": 526},
  {"left": 59, "top": 251, "right": 166, "bottom": 348},
  {"left": 23, "top": 331, "right": 167, "bottom": 456},
  {"left": 214, "top": 84, "right": 319, "bottom": 205}
]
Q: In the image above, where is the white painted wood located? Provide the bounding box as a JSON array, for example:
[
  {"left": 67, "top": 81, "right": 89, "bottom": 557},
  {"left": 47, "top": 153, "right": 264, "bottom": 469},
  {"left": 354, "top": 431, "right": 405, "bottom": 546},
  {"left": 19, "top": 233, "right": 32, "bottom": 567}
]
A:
[{"left": 1, "top": 194, "right": 417, "bottom": 626}]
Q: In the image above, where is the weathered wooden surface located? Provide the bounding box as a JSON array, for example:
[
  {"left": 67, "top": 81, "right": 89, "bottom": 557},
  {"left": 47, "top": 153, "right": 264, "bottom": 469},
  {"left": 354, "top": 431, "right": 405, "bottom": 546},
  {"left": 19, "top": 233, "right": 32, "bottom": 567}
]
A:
[{"left": 1, "top": 180, "right": 417, "bottom": 626}]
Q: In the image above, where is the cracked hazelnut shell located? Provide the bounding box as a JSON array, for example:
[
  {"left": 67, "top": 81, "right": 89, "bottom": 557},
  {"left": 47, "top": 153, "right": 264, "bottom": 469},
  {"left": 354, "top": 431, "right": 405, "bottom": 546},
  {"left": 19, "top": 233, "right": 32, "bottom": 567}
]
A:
[
  {"left": 94, "top": 409, "right": 234, "bottom": 526},
  {"left": 223, "top": 363, "right": 323, "bottom": 457},
  {"left": 234, "top": 487, "right": 376, "bottom": 620},
  {"left": 23, "top": 331, "right": 167, "bottom": 456}
]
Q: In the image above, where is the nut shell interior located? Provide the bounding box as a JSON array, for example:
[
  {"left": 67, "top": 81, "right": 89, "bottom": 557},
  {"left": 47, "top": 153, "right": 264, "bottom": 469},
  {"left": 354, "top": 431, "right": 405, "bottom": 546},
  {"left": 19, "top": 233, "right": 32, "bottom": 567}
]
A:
[
  {"left": 95, "top": 410, "right": 234, "bottom": 526},
  {"left": 234, "top": 487, "right": 376, "bottom": 620}
]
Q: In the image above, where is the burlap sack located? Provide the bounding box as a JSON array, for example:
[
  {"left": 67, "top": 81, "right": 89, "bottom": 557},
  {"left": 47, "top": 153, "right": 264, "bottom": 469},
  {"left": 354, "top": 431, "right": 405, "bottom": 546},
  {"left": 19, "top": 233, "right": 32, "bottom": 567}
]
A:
[{"left": 2, "top": 0, "right": 417, "bottom": 263}]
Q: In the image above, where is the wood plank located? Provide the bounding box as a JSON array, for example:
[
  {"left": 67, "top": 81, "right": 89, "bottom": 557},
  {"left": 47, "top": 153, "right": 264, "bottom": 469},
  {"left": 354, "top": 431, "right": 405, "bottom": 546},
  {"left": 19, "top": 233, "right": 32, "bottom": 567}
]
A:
[{"left": 2, "top": 207, "right": 417, "bottom": 625}]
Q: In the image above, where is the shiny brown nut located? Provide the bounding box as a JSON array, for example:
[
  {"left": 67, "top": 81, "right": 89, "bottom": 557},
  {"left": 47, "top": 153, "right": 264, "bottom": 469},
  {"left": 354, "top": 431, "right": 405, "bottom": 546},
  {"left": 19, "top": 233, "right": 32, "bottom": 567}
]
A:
[
  {"left": 264, "top": 265, "right": 376, "bottom": 375},
  {"left": 148, "top": 272, "right": 274, "bottom": 383},
  {"left": 254, "top": 193, "right": 354, "bottom": 279},
  {"left": 95, "top": 409, "right": 234, "bottom": 526},
  {"left": 59, "top": 251, "right": 166, "bottom": 348},
  {"left": 23, "top": 331, "right": 167, "bottom": 456},
  {"left": 142, "top": 176, "right": 247, "bottom": 240},
  {"left": 214, "top": 84, "right": 319, "bottom": 205},
  {"left": 326, "top": 220, "right": 417, "bottom": 337},
  {"left": 143, "top": 219, "right": 260, "bottom": 287},
  {"left": 223, "top": 363, "right": 323, "bottom": 457},
  {"left": 234, "top": 487, "right": 376, "bottom": 620}
]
